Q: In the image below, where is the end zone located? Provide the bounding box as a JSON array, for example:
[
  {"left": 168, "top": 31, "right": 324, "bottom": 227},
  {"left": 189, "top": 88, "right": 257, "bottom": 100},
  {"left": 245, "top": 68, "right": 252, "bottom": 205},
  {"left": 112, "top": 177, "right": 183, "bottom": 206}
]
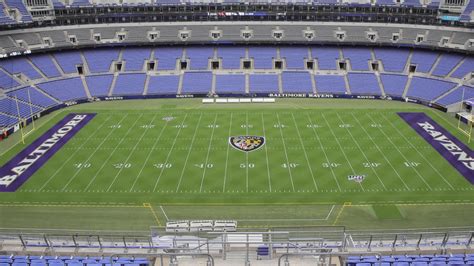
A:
[
  {"left": 0, "top": 113, "right": 96, "bottom": 192},
  {"left": 398, "top": 112, "right": 473, "bottom": 184}
]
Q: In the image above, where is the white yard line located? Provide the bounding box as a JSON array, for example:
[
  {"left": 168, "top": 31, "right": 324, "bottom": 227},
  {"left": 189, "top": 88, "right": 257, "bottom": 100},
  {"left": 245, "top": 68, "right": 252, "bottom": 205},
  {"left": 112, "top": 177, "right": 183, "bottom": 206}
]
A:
[
  {"left": 237, "top": 205, "right": 335, "bottom": 221},
  {"left": 222, "top": 113, "right": 233, "bottom": 192},
  {"left": 276, "top": 113, "right": 295, "bottom": 192},
  {"left": 382, "top": 113, "right": 455, "bottom": 189},
  {"left": 245, "top": 113, "right": 249, "bottom": 192},
  {"left": 153, "top": 114, "right": 189, "bottom": 192},
  {"left": 160, "top": 206, "right": 170, "bottom": 222},
  {"left": 199, "top": 114, "right": 218, "bottom": 192},
  {"left": 55, "top": 114, "right": 129, "bottom": 192},
  {"left": 351, "top": 113, "right": 410, "bottom": 190},
  {"left": 306, "top": 114, "right": 342, "bottom": 192},
  {"left": 129, "top": 115, "right": 173, "bottom": 192},
  {"left": 175, "top": 113, "right": 203, "bottom": 192},
  {"left": 335, "top": 113, "right": 387, "bottom": 190},
  {"left": 105, "top": 114, "right": 159, "bottom": 192},
  {"left": 291, "top": 113, "right": 318, "bottom": 191},
  {"left": 38, "top": 115, "right": 113, "bottom": 191},
  {"left": 366, "top": 113, "right": 432, "bottom": 190},
  {"left": 82, "top": 114, "right": 144, "bottom": 191},
  {"left": 261, "top": 113, "right": 272, "bottom": 192},
  {"left": 321, "top": 113, "right": 363, "bottom": 191}
]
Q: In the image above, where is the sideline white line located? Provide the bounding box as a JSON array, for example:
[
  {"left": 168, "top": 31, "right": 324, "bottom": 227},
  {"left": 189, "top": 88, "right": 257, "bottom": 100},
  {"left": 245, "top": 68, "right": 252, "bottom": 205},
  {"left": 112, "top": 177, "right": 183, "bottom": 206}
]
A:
[
  {"left": 153, "top": 114, "right": 189, "bottom": 192},
  {"left": 351, "top": 113, "right": 410, "bottom": 190},
  {"left": 175, "top": 113, "right": 203, "bottom": 192},
  {"left": 291, "top": 113, "right": 318, "bottom": 191},
  {"left": 82, "top": 114, "right": 143, "bottom": 191},
  {"left": 106, "top": 114, "right": 159, "bottom": 192},
  {"left": 160, "top": 206, "right": 169, "bottom": 222},
  {"left": 276, "top": 113, "right": 295, "bottom": 192}
]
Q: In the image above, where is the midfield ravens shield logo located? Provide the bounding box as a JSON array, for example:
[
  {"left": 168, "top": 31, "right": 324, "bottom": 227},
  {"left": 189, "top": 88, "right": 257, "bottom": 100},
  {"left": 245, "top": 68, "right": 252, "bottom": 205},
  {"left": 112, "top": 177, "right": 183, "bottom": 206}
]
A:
[{"left": 229, "top": 136, "right": 265, "bottom": 152}]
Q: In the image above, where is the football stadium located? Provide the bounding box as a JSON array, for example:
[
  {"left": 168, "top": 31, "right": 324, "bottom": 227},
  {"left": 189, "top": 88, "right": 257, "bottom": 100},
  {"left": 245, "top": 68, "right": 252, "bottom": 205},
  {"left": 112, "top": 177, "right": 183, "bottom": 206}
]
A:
[{"left": 0, "top": 0, "right": 473, "bottom": 264}]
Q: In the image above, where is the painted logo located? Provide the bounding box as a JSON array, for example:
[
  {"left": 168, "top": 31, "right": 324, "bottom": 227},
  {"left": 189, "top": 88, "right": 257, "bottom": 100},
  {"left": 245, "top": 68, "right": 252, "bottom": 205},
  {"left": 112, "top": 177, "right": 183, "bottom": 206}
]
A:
[
  {"left": 162, "top": 116, "right": 175, "bottom": 122},
  {"left": 348, "top": 175, "right": 366, "bottom": 183},
  {"left": 229, "top": 136, "right": 265, "bottom": 152}
]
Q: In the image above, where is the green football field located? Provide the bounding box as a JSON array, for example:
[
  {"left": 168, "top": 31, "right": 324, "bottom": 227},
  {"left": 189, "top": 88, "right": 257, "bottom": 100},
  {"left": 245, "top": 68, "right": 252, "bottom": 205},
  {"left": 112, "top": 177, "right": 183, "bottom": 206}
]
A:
[{"left": 0, "top": 99, "right": 473, "bottom": 232}]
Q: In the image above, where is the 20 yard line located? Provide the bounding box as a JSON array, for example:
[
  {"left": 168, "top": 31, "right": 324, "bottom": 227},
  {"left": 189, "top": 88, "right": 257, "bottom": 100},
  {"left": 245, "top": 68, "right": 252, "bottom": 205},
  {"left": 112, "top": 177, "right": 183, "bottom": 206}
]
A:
[
  {"left": 129, "top": 114, "right": 173, "bottom": 192},
  {"left": 175, "top": 113, "right": 203, "bottom": 192},
  {"left": 291, "top": 113, "right": 318, "bottom": 191},
  {"left": 351, "top": 113, "right": 410, "bottom": 190},
  {"left": 365, "top": 113, "right": 432, "bottom": 190},
  {"left": 321, "top": 113, "right": 364, "bottom": 191},
  {"left": 261, "top": 113, "right": 272, "bottom": 192},
  {"left": 153, "top": 114, "right": 189, "bottom": 192},
  {"left": 335, "top": 113, "right": 387, "bottom": 190},
  {"left": 105, "top": 114, "right": 159, "bottom": 192},
  {"left": 382, "top": 113, "right": 454, "bottom": 189},
  {"left": 222, "top": 113, "right": 233, "bottom": 192},
  {"left": 307, "top": 114, "right": 341, "bottom": 191},
  {"left": 199, "top": 114, "right": 218, "bottom": 192},
  {"left": 38, "top": 115, "right": 113, "bottom": 191},
  {"left": 276, "top": 113, "right": 295, "bottom": 192},
  {"left": 83, "top": 114, "right": 144, "bottom": 191},
  {"left": 57, "top": 114, "right": 130, "bottom": 192}
]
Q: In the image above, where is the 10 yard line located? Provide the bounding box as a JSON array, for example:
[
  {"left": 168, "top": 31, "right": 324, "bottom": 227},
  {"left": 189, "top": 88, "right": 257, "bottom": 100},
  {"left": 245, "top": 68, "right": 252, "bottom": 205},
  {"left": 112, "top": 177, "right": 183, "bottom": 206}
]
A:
[
  {"left": 153, "top": 114, "right": 189, "bottom": 192},
  {"left": 175, "top": 113, "right": 203, "bottom": 192}
]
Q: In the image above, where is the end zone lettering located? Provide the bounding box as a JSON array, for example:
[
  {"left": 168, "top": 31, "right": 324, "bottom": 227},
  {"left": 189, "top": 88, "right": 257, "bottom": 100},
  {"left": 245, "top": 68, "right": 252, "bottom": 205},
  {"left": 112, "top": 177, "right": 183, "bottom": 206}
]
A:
[
  {"left": 398, "top": 112, "right": 474, "bottom": 184},
  {"left": 0, "top": 113, "right": 95, "bottom": 192}
]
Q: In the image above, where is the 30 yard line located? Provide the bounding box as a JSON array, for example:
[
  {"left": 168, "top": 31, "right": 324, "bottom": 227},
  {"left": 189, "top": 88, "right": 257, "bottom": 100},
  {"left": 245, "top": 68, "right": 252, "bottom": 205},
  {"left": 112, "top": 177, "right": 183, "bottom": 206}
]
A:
[
  {"left": 222, "top": 113, "right": 233, "bottom": 192},
  {"left": 276, "top": 113, "right": 295, "bottom": 192},
  {"left": 306, "top": 114, "right": 341, "bottom": 192},
  {"left": 38, "top": 115, "right": 113, "bottom": 191},
  {"left": 365, "top": 113, "right": 432, "bottom": 190},
  {"left": 153, "top": 114, "right": 189, "bottom": 192},
  {"left": 199, "top": 114, "right": 218, "bottom": 192},
  {"left": 335, "top": 113, "right": 387, "bottom": 190},
  {"left": 321, "top": 113, "right": 364, "bottom": 191},
  {"left": 57, "top": 114, "right": 130, "bottom": 192},
  {"left": 351, "top": 113, "right": 410, "bottom": 190},
  {"left": 175, "top": 113, "right": 203, "bottom": 192},
  {"left": 261, "top": 113, "right": 272, "bottom": 192},
  {"left": 381, "top": 113, "right": 454, "bottom": 189},
  {"left": 291, "top": 113, "right": 318, "bottom": 191},
  {"left": 83, "top": 114, "right": 144, "bottom": 191},
  {"left": 105, "top": 114, "right": 159, "bottom": 192},
  {"left": 129, "top": 114, "right": 173, "bottom": 192}
]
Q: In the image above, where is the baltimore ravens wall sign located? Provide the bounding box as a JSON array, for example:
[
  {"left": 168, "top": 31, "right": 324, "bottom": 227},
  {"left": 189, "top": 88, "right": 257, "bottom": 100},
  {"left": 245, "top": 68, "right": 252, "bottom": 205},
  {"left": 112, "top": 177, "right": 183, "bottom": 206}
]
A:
[{"left": 229, "top": 136, "right": 265, "bottom": 152}]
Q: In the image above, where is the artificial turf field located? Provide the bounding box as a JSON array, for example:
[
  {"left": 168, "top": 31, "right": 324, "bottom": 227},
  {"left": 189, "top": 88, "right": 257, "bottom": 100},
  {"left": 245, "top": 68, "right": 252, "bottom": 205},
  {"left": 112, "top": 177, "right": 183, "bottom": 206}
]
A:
[{"left": 0, "top": 99, "right": 473, "bottom": 232}]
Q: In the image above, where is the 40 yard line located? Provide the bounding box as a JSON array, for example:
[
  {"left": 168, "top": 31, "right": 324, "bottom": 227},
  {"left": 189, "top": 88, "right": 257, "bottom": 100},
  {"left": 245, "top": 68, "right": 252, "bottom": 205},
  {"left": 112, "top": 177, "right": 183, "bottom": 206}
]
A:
[
  {"left": 276, "top": 113, "right": 295, "bottom": 192},
  {"left": 175, "top": 113, "right": 203, "bottom": 192},
  {"left": 222, "top": 113, "right": 233, "bottom": 192},
  {"left": 261, "top": 113, "right": 272, "bottom": 192},
  {"left": 199, "top": 114, "right": 218, "bottom": 192}
]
